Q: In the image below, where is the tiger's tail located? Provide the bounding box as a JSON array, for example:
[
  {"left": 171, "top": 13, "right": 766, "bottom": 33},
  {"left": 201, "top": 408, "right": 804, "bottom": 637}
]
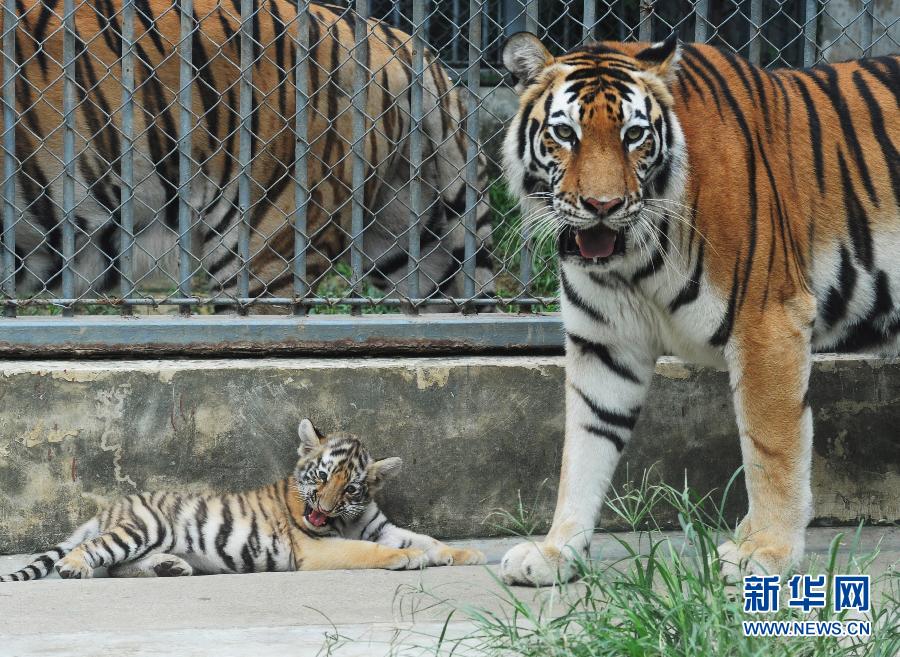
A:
[{"left": 0, "top": 518, "right": 100, "bottom": 582}]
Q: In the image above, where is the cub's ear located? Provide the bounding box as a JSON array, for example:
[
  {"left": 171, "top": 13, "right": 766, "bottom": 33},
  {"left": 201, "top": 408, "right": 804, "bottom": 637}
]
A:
[
  {"left": 297, "top": 418, "right": 324, "bottom": 457},
  {"left": 502, "top": 32, "right": 552, "bottom": 93},
  {"left": 366, "top": 457, "right": 402, "bottom": 491},
  {"left": 635, "top": 34, "right": 681, "bottom": 82}
]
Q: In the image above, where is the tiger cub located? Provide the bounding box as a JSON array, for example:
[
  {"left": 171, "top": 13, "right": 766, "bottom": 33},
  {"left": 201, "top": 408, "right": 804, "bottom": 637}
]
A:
[{"left": 0, "top": 420, "right": 484, "bottom": 581}]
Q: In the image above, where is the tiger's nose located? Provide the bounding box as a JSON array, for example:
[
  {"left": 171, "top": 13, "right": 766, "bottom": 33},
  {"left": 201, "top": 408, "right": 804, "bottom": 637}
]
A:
[{"left": 582, "top": 197, "right": 625, "bottom": 217}]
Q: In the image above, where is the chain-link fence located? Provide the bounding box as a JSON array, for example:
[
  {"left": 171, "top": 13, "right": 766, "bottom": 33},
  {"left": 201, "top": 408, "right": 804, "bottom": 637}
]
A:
[{"left": 0, "top": 0, "right": 897, "bottom": 350}]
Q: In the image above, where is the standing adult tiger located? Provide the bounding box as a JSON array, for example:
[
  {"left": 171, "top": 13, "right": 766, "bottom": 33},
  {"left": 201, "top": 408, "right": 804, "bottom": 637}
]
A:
[
  {"left": 498, "top": 33, "right": 899, "bottom": 585},
  {"left": 3, "top": 0, "right": 493, "bottom": 305}
]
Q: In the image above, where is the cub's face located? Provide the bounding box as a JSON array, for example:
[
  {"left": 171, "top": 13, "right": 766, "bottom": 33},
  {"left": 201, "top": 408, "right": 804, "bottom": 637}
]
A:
[
  {"left": 293, "top": 419, "right": 401, "bottom": 533},
  {"left": 501, "top": 33, "right": 686, "bottom": 270}
]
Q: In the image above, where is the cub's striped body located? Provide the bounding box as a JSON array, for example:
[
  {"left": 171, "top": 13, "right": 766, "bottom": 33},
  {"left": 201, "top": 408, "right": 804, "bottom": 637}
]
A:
[
  {"left": 4, "top": 0, "right": 492, "bottom": 303},
  {"left": 498, "top": 33, "right": 899, "bottom": 585},
  {"left": 0, "top": 420, "right": 484, "bottom": 581}
]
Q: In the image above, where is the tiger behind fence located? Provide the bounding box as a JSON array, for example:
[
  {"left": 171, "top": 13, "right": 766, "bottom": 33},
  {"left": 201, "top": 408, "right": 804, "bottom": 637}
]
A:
[
  {"left": 0, "top": 420, "right": 484, "bottom": 581},
  {"left": 3, "top": 0, "right": 493, "bottom": 307}
]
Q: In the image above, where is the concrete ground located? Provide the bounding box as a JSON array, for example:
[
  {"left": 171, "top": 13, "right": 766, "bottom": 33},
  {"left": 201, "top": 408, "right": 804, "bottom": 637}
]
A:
[{"left": 0, "top": 527, "right": 896, "bottom": 657}]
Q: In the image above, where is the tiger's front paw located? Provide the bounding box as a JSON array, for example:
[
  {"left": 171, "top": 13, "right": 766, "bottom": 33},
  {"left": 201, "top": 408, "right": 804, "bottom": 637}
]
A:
[
  {"left": 426, "top": 546, "right": 486, "bottom": 567},
  {"left": 56, "top": 556, "right": 93, "bottom": 580},
  {"left": 149, "top": 554, "right": 193, "bottom": 577},
  {"left": 387, "top": 548, "right": 428, "bottom": 570},
  {"left": 717, "top": 532, "right": 802, "bottom": 582},
  {"left": 500, "top": 541, "right": 577, "bottom": 586}
]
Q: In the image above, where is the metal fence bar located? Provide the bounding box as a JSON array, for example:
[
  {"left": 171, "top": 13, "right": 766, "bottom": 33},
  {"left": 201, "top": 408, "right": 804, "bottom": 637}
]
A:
[
  {"left": 804, "top": 0, "right": 817, "bottom": 66},
  {"left": 119, "top": 0, "right": 136, "bottom": 316},
  {"left": 525, "top": 1, "right": 538, "bottom": 39},
  {"left": 1, "top": 0, "right": 16, "bottom": 318},
  {"left": 406, "top": 0, "right": 425, "bottom": 314},
  {"left": 350, "top": 0, "right": 369, "bottom": 317},
  {"left": 583, "top": 0, "right": 595, "bottom": 42},
  {"left": 463, "top": 0, "right": 482, "bottom": 310},
  {"left": 639, "top": 0, "right": 653, "bottom": 41},
  {"left": 694, "top": 0, "right": 708, "bottom": 42},
  {"left": 293, "top": 0, "right": 310, "bottom": 316},
  {"left": 749, "top": 0, "right": 762, "bottom": 64},
  {"left": 61, "top": 0, "right": 77, "bottom": 318},
  {"left": 238, "top": 0, "right": 253, "bottom": 313},
  {"left": 861, "top": 0, "right": 874, "bottom": 57},
  {"left": 516, "top": 0, "right": 538, "bottom": 304},
  {"left": 0, "top": 314, "right": 566, "bottom": 356},
  {"left": 178, "top": 0, "right": 194, "bottom": 316}
]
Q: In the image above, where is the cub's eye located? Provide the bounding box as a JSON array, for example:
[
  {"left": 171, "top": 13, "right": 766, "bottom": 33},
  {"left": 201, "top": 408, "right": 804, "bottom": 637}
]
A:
[
  {"left": 624, "top": 125, "right": 645, "bottom": 142},
  {"left": 552, "top": 124, "right": 576, "bottom": 142},
  {"left": 345, "top": 484, "right": 359, "bottom": 496},
  {"left": 317, "top": 470, "right": 328, "bottom": 482}
]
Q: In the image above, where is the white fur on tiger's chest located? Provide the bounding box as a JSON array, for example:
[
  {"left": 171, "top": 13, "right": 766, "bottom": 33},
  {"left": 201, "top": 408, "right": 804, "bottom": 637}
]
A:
[{"left": 561, "top": 260, "right": 729, "bottom": 368}]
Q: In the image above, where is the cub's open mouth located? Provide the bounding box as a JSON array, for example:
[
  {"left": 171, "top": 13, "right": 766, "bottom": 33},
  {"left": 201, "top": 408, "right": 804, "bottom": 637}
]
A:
[
  {"left": 304, "top": 507, "right": 331, "bottom": 528},
  {"left": 560, "top": 224, "right": 626, "bottom": 261}
]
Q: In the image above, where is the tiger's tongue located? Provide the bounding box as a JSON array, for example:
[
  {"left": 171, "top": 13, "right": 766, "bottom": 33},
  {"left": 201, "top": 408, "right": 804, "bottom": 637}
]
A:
[
  {"left": 308, "top": 509, "right": 328, "bottom": 527},
  {"left": 575, "top": 227, "right": 617, "bottom": 259}
]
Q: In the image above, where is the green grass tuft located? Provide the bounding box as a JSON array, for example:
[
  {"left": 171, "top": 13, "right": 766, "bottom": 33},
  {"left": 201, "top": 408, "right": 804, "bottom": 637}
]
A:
[{"left": 442, "top": 476, "right": 900, "bottom": 657}]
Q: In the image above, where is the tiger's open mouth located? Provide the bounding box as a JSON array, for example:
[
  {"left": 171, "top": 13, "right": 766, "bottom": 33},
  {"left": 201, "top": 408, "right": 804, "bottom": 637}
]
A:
[
  {"left": 560, "top": 224, "right": 627, "bottom": 261},
  {"left": 304, "top": 507, "right": 331, "bottom": 529}
]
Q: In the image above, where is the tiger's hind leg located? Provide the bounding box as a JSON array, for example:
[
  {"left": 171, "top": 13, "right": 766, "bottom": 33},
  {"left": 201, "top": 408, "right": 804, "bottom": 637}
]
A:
[
  {"left": 56, "top": 525, "right": 151, "bottom": 580},
  {"left": 108, "top": 554, "right": 193, "bottom": 578}
]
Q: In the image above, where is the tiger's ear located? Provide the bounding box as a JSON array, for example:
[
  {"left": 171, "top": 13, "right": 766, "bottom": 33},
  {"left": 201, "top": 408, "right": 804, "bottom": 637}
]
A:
[
  {"left": 635, "top": 35, "right": 681, "bottom": 82},
  {"left": 297, "top": 418, "right": 324, "bottom": 457},
  {"left": 502, "top": 32, "right": 552, "bottom": 93},
  {"left": 366, "top": 457, "right": 402, "bottom": 491}
]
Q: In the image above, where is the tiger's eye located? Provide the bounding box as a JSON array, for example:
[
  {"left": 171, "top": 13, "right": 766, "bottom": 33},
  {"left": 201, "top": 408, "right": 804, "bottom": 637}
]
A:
[
  {"left": 553, "top": 124, "right": 575, "bottom": 142},
  {"left": 345, "top": 484, "right": 359, "bottom": 495},
  {"left": 625, "top": 125, "right": 644, "bottom": 142},
  {"left": 318, "top": 470, "right": 328, "bottom": 482}
]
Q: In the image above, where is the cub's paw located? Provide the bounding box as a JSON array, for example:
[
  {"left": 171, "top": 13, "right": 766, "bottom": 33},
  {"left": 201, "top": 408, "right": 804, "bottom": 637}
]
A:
[
  {"left": 717, "top": 536, "right": 799, "bottom": 583},
  {"left": 149, "top": 554, "right": 193, "bottom": 577},
  {"left": 56, "top": 556, "right": 93, "bottom": 580},
  {"left": 425, "top": 546, "right": 487, "bottom": 567},
  {"left": 500, "top": 541, "right": 577, "bottom": 587},
  {"left": 388, "top": 548, "right": 428, "bottom": 571}
]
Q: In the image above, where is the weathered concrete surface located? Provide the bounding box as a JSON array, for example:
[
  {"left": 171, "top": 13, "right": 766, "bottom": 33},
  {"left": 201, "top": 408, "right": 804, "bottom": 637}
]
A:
[
  {"left": 820, "top": 0, "right": 900, "bottom": 61},
  {"left": 0, "top": 355, "right": 898, "bottom": 553},
  {"left": 0, "top": 529, "right": 896, "bottom": 657}
]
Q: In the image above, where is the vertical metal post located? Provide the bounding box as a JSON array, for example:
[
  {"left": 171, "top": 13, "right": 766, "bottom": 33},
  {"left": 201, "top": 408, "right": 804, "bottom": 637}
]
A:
[
  {"left": 238, "top": 0, "right": 253, "bottom": 313},
  {"left": 119, "top": 0, "right": 135, "bottom": 316},
  {"left": 525, "top": 0, "right": 538, "bottom": 33},
  {"left": 516, "top": 0, "right": 538, "bottom": 307},
  {"left": 582, "top": 0, "right": 595, "bottom": 43},
  {"left": 1, "top": 0, "right": 16, "bottom": 317},
  {"left": 293, "top": 0, "right": 310, "bottom": 316},
  {"left": 177, "top": 0, "right": 194, "bottom": 316},
  {"left": 62, "top": 0, "right": 76, "bottom": 317},
  {"left": 749, "top": 0, "right": 762, "bottom": 64},
  {"left": 452, "top": 0, "right": 461, "bottom": 63},
  {"left": 463, "top": 0, "right": 481, "bottom": 311},
  {"left": 503, "top": 0, "right": 524, "bottom": 35},
  {"left": 861, "top": 0, "right": 873, "bottom": 57},
  {"left": 639, "top": 0, "right": 653, "bottom": 41},
  {"left": 803, "top": 0, "right": 817, "bottom": 66},
  {"left": 406, "top": 0, "right": 425, "bottom": 314},
  {"left": 694, "top": 0, "right": 708, "bottom": 42},
  {"left": 350, "top": 0, "right": 368, "bottom": 316}
]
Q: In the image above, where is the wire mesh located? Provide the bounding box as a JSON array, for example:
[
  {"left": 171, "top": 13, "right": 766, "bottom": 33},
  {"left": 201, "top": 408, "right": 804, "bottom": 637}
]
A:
[{"left": 0, "top": 0, "right": 896, "bottom": 322}]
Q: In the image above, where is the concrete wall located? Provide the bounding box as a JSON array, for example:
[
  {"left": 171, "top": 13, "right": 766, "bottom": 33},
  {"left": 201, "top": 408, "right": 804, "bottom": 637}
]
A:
[
  {"left": 1, "top": 355, "right": 898, "bottom": 554},
  {"left": 820, "top": 0, "right": 900, "bottom": 61}
]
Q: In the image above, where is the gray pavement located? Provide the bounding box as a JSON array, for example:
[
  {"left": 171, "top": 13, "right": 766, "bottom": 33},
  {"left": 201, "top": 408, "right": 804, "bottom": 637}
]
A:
[{"left": 0, "top": 528, "right": 896, "bottom": 657}]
